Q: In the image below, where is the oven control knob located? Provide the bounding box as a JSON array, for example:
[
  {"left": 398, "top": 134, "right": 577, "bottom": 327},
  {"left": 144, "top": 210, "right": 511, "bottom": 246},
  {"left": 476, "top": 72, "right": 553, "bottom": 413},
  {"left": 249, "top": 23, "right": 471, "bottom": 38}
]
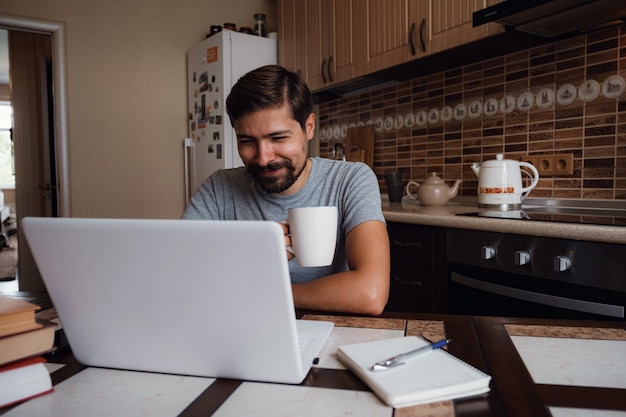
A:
[
  {"left": 481, "top": 245, "right": 496, "bottom": 260},
  {"left": 554, "top": 255, "right": 572, "bottom": 272},
  {"left": 514, "top": 250, "right": 531, "bottom": 266}
]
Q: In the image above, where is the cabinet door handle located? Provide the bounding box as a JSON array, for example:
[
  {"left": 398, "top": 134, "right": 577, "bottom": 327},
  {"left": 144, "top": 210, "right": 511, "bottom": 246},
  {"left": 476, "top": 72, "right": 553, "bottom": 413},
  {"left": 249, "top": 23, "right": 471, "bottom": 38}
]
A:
[
  {"left": 419, "top": 18, "right": 427, "bottom": 53},
  {"left": 321, "top": 58, "right": 327, "bottom": 83},
  {"left": 409, "top": 22, "right": 416, "bottom": 56},
  {"left": 327, "top": 56, "right": 334, "bottom": 83}
]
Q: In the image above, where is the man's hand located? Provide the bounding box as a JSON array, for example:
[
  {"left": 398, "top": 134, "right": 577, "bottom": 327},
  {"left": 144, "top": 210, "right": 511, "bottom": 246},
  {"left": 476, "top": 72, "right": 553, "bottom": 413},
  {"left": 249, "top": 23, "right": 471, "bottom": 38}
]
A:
[{"left": 278, "top": 221, "right": 295, "bottom": 261}]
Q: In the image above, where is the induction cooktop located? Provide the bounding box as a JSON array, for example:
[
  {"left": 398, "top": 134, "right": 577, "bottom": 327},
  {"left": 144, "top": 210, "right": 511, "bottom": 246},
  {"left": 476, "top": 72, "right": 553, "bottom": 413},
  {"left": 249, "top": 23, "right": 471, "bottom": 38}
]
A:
[{"left": 460, "top": 206, "right": 626, "bottom": 226}]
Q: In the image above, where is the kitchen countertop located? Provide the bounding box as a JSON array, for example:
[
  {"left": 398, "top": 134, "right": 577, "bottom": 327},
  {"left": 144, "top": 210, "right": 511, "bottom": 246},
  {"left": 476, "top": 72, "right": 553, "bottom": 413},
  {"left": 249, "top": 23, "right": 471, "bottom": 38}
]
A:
[{"left": 382, "top": 196, "right": 626, "bottom": 245}]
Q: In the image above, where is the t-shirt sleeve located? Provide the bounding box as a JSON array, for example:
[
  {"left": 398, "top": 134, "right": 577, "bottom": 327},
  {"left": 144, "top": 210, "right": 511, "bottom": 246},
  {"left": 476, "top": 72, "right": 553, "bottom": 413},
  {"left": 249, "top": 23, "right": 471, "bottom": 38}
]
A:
[
  {"left": 180, "top": 173, "right": 224, "bottom": 219},
  {"left": 340, "top": 162, "right": 385, "bottom": 234}
]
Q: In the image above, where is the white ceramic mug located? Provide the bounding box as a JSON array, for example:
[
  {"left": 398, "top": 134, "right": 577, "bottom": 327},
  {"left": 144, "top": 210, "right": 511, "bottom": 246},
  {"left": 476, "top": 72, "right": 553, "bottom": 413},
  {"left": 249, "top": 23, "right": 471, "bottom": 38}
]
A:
[{"left": 287, "top": 206, "right": 338, "bottom": 267}]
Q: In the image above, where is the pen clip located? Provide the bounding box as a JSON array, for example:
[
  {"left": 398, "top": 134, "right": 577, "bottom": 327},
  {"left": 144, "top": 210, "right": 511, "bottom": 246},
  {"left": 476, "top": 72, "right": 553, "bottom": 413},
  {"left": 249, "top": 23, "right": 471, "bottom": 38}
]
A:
[{"left": 369, "top": 338, "right": 451, "bottom": 372}]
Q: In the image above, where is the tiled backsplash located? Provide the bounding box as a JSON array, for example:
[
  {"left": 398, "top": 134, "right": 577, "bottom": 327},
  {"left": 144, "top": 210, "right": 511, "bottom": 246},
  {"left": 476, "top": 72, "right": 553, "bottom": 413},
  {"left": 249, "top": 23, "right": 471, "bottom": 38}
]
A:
[{"left": 317, "top": 25, "right": 626, "bottom": 200}]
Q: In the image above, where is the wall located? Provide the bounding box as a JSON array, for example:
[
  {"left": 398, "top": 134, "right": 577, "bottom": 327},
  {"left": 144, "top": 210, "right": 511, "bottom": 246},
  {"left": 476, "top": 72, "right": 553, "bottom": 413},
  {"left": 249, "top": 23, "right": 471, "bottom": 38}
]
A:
[
  {"left": 0, "top": 0, "right": 275, "bottom": 218},
  {"left": 318, "top": 25, "right": 626, "bottom": 201}
]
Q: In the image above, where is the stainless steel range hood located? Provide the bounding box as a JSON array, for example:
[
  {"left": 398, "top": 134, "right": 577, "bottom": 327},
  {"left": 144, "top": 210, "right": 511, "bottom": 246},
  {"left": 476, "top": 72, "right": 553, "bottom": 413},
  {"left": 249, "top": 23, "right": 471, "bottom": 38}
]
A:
[{"left": 473, "top": 0, "right": 626, "bottom": 38}]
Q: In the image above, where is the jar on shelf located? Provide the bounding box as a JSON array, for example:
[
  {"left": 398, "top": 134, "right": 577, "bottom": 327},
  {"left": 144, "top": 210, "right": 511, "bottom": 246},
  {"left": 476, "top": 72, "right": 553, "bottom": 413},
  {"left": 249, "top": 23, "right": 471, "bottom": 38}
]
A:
[
  {"left": 253, "top": 13, "right": 266, "bottom": 37},
  {"left": 223, "top": 22, "right": 237, "bottom": 31}
]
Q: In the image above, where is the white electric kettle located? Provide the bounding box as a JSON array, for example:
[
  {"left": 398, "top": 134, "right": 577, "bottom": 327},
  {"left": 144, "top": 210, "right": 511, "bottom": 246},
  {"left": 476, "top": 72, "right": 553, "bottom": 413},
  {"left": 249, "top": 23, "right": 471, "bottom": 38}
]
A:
[{"left": 471, "top": 154, "right": 539, "bottom": 210}]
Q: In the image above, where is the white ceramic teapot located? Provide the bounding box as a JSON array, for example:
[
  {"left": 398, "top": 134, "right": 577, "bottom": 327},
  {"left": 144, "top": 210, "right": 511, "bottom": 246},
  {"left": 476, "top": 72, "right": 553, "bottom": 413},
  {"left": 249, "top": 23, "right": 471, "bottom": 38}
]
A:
[
  {"left": 406, "top": 172, "right": 461, "bottom": 207},
  {"left": 471, "top": 154, "right": 539, "bottom": 210}
]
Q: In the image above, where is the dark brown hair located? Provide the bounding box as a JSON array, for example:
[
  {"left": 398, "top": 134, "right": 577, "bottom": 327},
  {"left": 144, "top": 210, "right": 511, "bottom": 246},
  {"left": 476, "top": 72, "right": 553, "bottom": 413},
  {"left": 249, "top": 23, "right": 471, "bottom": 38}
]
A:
[{"left": 226, "top": 65, "right": 313, "bottom": 131}]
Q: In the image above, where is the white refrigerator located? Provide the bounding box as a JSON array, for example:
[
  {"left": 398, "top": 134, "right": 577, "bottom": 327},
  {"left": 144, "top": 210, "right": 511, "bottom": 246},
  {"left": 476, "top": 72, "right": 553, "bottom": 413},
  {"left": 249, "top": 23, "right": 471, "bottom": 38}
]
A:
[{"left": 184, "top": 30, "right": 277, "bottom": 200}]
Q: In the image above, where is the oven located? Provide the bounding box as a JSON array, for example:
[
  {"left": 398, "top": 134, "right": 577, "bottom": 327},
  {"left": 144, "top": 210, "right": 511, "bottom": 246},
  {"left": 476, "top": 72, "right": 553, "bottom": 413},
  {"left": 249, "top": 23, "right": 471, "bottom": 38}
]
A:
[{"left": 447, "top": 203, "right": 626, "bottom": 321}]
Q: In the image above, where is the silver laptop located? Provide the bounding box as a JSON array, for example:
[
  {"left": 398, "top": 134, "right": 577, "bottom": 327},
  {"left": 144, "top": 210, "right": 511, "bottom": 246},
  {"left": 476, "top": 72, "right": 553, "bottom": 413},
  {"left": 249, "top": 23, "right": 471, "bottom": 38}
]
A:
[{"left": 22, "top": 217, "right": 333, "bottom": 384}]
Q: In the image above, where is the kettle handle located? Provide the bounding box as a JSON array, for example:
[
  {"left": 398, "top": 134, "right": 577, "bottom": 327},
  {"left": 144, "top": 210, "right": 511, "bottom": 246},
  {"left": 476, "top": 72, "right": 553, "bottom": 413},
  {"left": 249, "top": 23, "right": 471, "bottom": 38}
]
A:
[{"left": 519, "top": 162, "right": 539, "bottom": 195}]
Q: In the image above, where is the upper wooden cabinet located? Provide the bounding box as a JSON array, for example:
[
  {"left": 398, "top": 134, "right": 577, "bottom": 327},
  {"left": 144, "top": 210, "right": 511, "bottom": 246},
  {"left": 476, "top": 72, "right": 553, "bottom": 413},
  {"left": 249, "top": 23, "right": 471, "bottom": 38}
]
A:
[
  {"left": 278, "top": 0, "right": 307, "bottom": 78},
  {"left": 430, "top": 0, "right": 504, "bottom": 54},
  {"left": 278, "top": 0, "right": 504, "bottom": 93},
  {"left": 364, "top": 0, "right": 430, "bottom": 75},
  {"left": 305, "top": 0, "right": 356, "bottom": 91}
]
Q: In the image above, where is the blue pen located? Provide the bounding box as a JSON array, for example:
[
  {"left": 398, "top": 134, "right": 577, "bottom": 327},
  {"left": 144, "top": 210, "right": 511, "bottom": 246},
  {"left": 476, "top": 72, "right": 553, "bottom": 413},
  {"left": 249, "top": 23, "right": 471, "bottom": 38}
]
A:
[{"left": 370, "top": 339, "right": 451, "bottom": 371}]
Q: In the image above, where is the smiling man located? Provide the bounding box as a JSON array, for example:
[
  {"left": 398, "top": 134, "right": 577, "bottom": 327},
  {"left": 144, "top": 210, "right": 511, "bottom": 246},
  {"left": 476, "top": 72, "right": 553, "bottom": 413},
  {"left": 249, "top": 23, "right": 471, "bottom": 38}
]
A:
[{"left": 182, "top": 65, "right": 389, "bottom": 315}]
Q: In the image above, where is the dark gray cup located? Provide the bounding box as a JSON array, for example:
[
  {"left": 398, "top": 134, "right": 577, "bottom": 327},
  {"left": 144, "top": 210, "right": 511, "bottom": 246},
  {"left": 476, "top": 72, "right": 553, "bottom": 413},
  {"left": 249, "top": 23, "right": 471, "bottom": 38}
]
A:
[{"left": 384, "top": 171, "right": 404, "bottom": 202}]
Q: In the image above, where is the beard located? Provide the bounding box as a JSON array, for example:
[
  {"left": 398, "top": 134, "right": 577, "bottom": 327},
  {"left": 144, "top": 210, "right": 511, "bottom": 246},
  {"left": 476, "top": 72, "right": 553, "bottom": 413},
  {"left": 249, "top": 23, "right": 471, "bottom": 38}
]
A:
[{"left": 247, "top": 159, "right": 305, "bottom": 194}]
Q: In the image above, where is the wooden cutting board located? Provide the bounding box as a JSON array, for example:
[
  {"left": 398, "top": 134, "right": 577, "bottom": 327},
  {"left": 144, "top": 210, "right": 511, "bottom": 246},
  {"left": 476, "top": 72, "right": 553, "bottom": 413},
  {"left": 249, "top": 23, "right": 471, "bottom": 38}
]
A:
[{"left": 345, "top": 126, "right": 375, "bottom": 168}]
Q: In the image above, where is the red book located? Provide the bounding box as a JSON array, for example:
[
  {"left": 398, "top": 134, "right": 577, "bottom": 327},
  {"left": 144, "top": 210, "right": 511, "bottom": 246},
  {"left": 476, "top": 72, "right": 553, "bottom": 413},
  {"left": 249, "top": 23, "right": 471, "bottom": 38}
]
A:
[{"left": 0, "top": 357, "right": 53, "bottom": 409}]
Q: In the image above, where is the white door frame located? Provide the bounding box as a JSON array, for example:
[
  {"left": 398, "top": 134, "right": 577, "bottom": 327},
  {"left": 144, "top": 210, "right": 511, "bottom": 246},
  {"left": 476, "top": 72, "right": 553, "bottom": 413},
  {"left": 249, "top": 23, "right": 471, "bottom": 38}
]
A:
[{"left": 0, "top": 14, "right": 71, "bottom": 217}]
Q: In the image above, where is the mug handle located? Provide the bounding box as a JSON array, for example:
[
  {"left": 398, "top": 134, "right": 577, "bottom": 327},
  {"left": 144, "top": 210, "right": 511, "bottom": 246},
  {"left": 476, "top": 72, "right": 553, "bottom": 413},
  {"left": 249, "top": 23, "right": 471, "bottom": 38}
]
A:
[{"left": 405, "top": 181, "right": 421, "bottom": 200}]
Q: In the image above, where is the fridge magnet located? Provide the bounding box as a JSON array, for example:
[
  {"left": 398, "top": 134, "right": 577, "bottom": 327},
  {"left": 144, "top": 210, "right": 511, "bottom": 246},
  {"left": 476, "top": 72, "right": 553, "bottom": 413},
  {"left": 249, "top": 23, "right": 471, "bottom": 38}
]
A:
[
  {"left": 216, "top": 115, "right": 223, "bottom": 125},
  {"left": 208, "top": 145, "right": 214, "bottom": 153},
  {"left": 199, "top": 72, "right": 209, "bottom": 93},
  {"left": 216, "top": 144, "right": 222, "bottom": 159},
  {"left": 206, "top": 46, "right": 218, "bottom": 64},
  {"left": 213, "top": 99, "right": 220, "bottom": 109},
  {"left": 213, "top": 131, "right": 220, "bottom": 141},
  {"left": 209, "top": 116, "right": 215, "bottom": 125},
  {"left": 190, "top": 121, "right": 196, "bottom": 132}
]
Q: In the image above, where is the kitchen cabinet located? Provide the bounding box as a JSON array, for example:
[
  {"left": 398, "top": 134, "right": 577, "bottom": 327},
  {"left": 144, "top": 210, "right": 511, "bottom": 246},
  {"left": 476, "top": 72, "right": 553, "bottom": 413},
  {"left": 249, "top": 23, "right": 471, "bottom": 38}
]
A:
[
  {"left": 278, "top": 0, "right": 307, "bottom": 78},
  {"left": 277, "top": 0, "right": 504, "bottom": 93},
  {"left": 305, "top": 0, "right": 356, "bottom": 91},
  {"left": 385, "top": 222, "right": 448, "bottom": 313},
  {"left": 365, "top": 0, "right": 430, "bottom": 74},
  {"left": 430, "top": 0, "right": 503, "bottom": 53}
]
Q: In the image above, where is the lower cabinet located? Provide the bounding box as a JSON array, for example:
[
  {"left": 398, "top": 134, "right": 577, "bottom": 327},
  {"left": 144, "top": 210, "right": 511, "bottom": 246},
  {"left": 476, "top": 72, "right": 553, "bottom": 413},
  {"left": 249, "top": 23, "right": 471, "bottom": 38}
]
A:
[{"left": 385, "top": 222, "right": 448, "bottom": 313}]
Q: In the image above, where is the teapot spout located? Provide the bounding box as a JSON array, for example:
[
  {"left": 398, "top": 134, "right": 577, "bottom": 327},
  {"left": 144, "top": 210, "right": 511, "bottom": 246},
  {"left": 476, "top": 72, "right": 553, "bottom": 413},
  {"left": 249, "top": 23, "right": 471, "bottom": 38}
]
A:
[
  {"left": 470, "top": 162, "right": 480, "bottom": 177},
  {"left": 448, "top": 179, "right": 462, "bottom": 198}
]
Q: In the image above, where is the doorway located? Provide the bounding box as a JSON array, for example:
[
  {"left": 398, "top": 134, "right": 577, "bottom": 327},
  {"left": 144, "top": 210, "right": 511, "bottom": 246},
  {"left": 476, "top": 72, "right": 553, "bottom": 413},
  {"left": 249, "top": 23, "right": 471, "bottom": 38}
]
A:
[{"left": 0, "top": 15, "right": 71, "bottom": 292}]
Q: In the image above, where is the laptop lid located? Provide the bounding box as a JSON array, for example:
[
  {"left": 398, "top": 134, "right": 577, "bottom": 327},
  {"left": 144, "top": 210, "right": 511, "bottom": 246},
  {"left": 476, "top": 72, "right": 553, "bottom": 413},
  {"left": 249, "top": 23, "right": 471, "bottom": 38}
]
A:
[{"left": 22, "top": 217, "right": 333, "bottom": 384}]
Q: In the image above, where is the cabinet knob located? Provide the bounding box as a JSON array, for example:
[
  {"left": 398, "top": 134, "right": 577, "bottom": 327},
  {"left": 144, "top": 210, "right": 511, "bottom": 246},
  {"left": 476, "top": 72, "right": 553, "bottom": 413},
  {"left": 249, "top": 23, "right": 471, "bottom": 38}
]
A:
[{"left": 481, "top": 246, "right": 496, "bottom": 260}]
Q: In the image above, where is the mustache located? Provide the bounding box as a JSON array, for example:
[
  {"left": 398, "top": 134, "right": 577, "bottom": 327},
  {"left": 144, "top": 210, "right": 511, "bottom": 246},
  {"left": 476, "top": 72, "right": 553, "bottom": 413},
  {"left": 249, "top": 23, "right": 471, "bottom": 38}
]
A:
[{"left": 247, "top": 160, "right": 293, "bottom": 174}]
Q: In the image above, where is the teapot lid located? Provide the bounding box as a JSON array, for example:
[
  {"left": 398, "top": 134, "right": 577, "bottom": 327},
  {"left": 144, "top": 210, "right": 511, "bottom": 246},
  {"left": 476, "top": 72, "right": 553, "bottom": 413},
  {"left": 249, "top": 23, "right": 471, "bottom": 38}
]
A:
[{"left": 424, "top": 172, "right": 444, "bottom": 183}]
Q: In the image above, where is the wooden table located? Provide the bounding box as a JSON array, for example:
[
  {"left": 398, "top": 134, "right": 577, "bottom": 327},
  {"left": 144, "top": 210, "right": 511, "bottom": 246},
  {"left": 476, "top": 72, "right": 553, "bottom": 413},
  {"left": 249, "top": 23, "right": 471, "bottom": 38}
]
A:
[{"left": 3, "top": 311, "right": 619, "bottom": 417}]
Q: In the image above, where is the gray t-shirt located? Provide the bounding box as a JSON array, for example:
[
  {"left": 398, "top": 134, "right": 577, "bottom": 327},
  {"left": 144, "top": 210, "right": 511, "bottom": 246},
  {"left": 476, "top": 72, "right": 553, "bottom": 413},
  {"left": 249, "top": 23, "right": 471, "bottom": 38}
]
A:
[{"left": 181, "top": 157, "right": 385, "bottom": 283}]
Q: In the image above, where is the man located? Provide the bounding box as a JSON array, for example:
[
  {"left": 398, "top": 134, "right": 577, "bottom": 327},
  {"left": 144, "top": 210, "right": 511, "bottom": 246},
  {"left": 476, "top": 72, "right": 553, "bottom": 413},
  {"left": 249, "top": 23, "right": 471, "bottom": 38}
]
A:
[{"left": 182, "top": 65, "right": 389, "bottom": 315}]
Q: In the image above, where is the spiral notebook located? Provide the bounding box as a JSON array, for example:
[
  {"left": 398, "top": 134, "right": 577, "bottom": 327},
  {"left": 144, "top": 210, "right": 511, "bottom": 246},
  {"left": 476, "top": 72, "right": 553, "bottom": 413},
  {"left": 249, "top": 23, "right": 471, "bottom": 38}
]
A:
[{"left": 336, "top": 336, "right": 491, "bottom": 408}]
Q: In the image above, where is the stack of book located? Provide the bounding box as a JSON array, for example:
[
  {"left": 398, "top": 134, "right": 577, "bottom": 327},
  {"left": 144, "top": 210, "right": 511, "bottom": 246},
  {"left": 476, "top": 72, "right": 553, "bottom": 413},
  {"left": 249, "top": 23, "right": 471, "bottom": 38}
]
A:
[{"left": 0, "top": 295, "right": 56, "bottom": 409}]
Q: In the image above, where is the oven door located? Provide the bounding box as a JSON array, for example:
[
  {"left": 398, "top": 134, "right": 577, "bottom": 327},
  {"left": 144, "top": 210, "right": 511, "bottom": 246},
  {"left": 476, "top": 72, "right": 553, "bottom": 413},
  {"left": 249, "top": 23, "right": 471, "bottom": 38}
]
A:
[{"left": 448, "top": 264, "right": 625, "bottom": 320}]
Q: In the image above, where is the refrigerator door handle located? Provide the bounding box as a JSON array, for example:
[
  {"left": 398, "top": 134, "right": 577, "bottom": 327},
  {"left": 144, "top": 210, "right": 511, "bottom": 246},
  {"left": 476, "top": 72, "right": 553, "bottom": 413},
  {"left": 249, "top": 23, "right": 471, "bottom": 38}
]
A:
[{"left": 183, "top": 138, "right": 195, "bottom": 204}]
